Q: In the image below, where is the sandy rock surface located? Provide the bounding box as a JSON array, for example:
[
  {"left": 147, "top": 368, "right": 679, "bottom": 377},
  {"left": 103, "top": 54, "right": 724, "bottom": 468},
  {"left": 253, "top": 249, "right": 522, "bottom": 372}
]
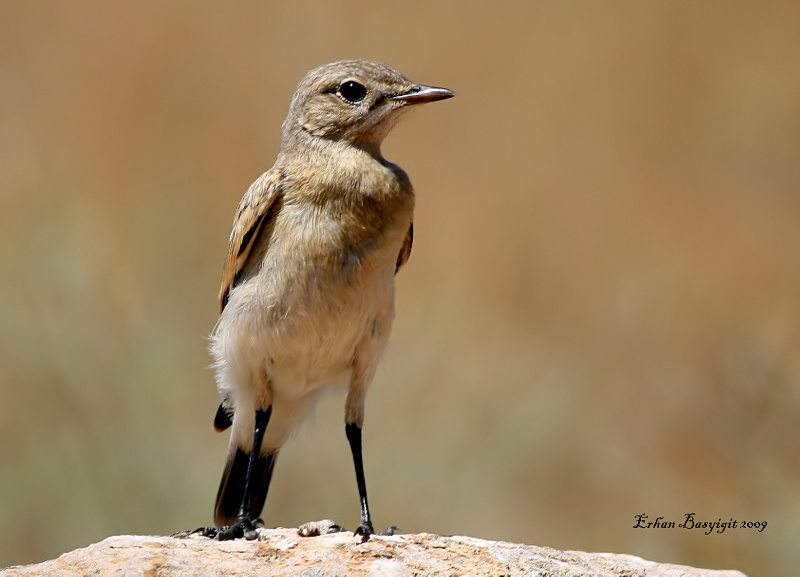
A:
[{"left": 0, "top": 527, "right": 747, "bottom": 576}]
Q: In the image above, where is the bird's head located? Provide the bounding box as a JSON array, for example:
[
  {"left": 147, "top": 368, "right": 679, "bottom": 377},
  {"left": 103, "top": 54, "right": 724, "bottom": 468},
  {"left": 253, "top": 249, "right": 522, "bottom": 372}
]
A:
[{"left": 282, "top": 60, "right": 454, "bottom": 155}]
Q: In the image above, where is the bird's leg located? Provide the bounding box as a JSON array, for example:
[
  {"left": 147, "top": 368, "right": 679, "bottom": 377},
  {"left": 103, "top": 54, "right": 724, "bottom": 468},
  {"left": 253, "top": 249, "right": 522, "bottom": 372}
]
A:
[
  {"left": 239, "top": 407, "right": 272, "bottom": 517},
  {"left": 201, "top": 406, "right": 273, "bottom": 541},
  {"left": 346, "top": 422, "right": 374, "bottom": 540}
]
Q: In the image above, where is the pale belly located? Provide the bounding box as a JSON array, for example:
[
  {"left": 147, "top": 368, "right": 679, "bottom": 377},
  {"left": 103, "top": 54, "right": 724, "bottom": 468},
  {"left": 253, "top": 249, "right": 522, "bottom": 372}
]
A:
[
  {"left": 217, "top": 260, "right": 393, "bottom": 381},
  {"left": 212, "top": 256, "right": 396, "bottom": 450},
  {"left": 210, "top": 188, "right": 410, "bottom": 450}
]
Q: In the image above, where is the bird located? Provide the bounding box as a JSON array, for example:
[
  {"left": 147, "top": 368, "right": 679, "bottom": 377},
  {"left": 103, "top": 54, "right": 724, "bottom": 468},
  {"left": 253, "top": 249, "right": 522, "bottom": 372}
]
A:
[{"left": 201, "top": 60, "right": 454, "bottom": 541}]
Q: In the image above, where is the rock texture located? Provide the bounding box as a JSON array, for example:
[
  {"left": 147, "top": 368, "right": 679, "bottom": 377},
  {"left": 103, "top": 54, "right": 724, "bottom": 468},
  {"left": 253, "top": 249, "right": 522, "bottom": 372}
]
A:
[{"left": 1, "top": 528, "right": 747, "bottom": 577}]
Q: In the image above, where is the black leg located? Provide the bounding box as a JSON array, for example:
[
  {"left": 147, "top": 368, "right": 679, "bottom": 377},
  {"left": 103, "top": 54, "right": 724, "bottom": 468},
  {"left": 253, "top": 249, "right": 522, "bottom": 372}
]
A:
[
  {"left": 207, "top": 406, "right": 273, "bottom": 540},
  {"left": 239, "top": 407, "right": 272, "bottom": 516},
  {"left": 213, "top": 447, "right": 277, "bottom": 528},
  {"left": 346, "top": 423, "right": 374, "bottom": 540}
]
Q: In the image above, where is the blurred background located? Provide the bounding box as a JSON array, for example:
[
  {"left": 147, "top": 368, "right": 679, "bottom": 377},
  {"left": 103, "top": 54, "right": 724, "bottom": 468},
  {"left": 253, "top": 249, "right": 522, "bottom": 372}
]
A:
[{"left": 1, "top": 1, "right": 798, "bottom": 575}]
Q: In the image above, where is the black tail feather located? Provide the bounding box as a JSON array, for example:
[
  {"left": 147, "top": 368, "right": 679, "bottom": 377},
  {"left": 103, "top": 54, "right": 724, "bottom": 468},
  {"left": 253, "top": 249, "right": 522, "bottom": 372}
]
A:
[
  {"left": 213, "top": 401, "right": 234, "bottom": 432},
  {"left": 214, "top": 448, "right": 278, "bottom": 527}
]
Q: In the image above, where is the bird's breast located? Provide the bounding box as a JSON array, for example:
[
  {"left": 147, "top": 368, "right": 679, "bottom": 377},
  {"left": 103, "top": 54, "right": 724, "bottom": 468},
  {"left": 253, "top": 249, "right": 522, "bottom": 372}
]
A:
[{"left": 217, "top": 173, "right": 412, "bottom": 392}]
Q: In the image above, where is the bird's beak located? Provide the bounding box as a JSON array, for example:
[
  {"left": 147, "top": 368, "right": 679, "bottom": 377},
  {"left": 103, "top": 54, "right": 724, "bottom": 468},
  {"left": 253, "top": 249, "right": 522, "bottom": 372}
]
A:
[{"left": 390, "top": 84, "right": 455, "bottom": 105}]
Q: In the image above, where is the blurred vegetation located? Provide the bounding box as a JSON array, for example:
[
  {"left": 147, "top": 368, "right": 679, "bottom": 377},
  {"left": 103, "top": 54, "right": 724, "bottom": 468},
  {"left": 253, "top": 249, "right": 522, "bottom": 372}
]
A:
[{"left": 1, "top": 1, "right": 799, "bottom": 575}]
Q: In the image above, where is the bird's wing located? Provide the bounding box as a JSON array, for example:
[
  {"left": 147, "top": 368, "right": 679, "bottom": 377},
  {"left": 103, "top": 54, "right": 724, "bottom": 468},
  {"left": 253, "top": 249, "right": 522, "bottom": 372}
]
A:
[
  {"left": 218, "top": 167, "right": 285, "bottom": 313},
  {"left": 395, "top": 221, "right": 413, "bottom": 273}
]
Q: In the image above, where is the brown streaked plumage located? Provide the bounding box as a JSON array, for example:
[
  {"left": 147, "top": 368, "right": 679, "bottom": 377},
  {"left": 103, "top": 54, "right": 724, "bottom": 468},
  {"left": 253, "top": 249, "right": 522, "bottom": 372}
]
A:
[
  {"left": 201, "top": 60, "right": 453, "bottom": 541},
  {"left": 218, "top": 167, "right": 285, "bottom": 313}
]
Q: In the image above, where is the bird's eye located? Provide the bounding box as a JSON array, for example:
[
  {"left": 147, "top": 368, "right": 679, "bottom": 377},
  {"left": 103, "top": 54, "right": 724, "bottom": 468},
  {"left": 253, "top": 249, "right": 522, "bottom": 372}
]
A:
[{"left": 337, "top": 80, "right": 367, "bottom": 104}]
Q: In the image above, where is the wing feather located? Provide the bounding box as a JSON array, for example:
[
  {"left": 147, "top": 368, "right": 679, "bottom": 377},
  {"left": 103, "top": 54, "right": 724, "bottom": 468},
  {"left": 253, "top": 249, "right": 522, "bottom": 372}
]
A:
[
  {"left": 395, "top": 221, "right": 413, "bottom": 273},
  {"left": 218, "top": 168, "right": 285, "bottom": 312}
]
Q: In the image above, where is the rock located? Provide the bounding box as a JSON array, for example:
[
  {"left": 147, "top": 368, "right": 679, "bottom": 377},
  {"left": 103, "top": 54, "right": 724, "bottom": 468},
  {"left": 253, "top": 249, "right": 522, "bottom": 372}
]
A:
[{"left": 0, "top": 528, "right": 747, "bottom": 577}]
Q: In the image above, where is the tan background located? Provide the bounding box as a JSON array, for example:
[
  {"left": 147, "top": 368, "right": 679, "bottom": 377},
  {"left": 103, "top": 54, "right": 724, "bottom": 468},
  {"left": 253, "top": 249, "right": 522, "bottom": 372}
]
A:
[{"left": 1, "top": 2, "right": 798, "bottom": 575}]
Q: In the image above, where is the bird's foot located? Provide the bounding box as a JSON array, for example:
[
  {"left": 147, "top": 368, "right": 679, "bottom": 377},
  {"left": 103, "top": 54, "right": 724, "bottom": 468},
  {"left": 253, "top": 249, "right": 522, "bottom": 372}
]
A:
[
  {"left": 182, "top": 517, "right": 262, "bottom": 541},
  {"left": 354, "top": 520, "right": 375, "bottom": 542},
  {"left": 353, "top": 522, "right": 401, "bottom": 541},
  {"left": 295, "top": 519, "right": 400, "bottom": 542}
]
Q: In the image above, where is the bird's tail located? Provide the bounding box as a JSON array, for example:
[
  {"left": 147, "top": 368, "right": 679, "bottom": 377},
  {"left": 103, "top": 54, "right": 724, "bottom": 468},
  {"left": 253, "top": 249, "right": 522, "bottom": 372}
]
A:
[{"left": 214, "top": 446, "right": 278, "bottom": 527}]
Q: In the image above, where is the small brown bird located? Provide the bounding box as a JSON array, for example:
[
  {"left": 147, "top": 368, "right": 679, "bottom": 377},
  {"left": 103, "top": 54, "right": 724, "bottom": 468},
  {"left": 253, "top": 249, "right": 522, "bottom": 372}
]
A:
[{"left": 203, "top": 60, "right": 453, "bottom": 540}]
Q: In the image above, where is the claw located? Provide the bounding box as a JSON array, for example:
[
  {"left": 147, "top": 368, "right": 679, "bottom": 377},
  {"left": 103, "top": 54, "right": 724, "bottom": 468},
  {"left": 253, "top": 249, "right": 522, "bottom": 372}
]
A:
[
  {"left": 183, "top": 517, "right": 260, "bottom": 541},
  {"left": 354, "top": 521, "right": 375, "bottom": 542},
  {"left": 171, "top": 526, "right": 219, "bottom": 539}
]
